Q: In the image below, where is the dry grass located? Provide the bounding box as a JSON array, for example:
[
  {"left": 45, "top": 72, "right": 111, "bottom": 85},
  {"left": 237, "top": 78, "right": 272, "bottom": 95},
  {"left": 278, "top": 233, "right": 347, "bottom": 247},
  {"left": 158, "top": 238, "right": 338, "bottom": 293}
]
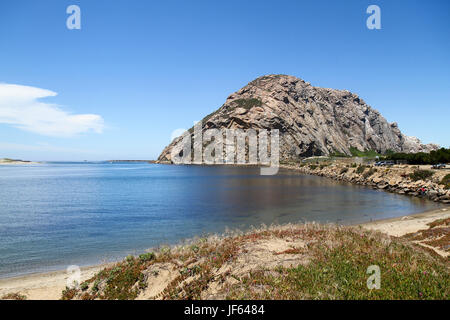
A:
[
  {"left": 403, "top": 218, "right": 450, "bottom": 254},
  {"left": 1, "top": 292, "right": 27, "bottom": 300},
  {"left": 61, "top": 223, "right": 449, "bottom": 300}
]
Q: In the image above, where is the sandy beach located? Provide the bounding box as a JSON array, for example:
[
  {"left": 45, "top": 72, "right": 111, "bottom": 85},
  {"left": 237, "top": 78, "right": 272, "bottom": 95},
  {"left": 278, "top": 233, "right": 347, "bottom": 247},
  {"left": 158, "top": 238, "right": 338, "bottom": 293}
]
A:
[
  {"left": 362, "top": 206, "right": 450, "bottom": 237},
  {"left": 362, "top": 207, "right": 450, "bottom": 258},
  {"left": 0, "top": 206, "right": 448, "bottom": 300},
  {"left": 0, "top": 264, "right": 111, "bottom": 300}
]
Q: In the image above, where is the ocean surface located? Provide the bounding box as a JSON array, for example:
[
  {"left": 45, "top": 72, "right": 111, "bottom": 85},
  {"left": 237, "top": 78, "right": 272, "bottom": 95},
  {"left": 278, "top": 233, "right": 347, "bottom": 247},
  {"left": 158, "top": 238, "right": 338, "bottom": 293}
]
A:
[{"left": 0, "top": 162, "right": 444, "bottom": 279}]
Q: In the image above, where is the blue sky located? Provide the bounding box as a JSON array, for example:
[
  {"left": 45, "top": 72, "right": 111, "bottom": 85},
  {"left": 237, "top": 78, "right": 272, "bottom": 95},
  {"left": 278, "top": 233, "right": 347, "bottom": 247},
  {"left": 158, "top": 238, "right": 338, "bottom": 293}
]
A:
[{"left": 0, "top": 0, "right": 449, "bottom": 161}]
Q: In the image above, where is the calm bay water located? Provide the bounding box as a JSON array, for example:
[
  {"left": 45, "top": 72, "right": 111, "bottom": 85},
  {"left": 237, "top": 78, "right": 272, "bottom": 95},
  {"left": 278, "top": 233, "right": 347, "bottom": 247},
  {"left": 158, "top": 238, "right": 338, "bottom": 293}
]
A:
[{"left": 0, "top": 162, "right": 443, "bottom": 278}]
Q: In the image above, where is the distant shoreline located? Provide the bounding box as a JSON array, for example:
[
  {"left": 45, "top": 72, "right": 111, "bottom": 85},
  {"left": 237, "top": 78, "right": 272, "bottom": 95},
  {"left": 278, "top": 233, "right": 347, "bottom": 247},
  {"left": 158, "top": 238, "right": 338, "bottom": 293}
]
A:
[
  {"left": 108, "top": 160, "right": 156, "bottom": 163},
  {"left": 0, "top": 159, "right": 40, "bottom": 165}
]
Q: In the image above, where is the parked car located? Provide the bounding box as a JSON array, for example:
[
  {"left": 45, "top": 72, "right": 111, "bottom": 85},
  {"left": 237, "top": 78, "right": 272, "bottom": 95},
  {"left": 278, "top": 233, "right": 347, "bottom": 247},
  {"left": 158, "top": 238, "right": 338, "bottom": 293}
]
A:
[
  {"left": 431, "top": 164, "right": 447, "bottom": 169},
  {"left": 375, "top": 161, "right": 395, "bottom": 167}
]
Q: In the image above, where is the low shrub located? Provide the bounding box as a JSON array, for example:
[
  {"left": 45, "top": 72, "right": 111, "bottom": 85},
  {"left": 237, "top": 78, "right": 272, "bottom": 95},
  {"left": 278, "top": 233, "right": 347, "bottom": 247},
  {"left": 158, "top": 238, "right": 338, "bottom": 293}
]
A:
[
  {"left": 234, "top": 98, "right": 262, "bottom": 110},
  {"left": 356, "top": 165, "right": 367, "bottom": 174},
  {"left": 386, "top": 148, "right": 450, "bottom": 165},
  {"left": 440, "top": 174, "right": 450, "bottom": 189},
  {"left": 139, "top": 252, "right": 155, "bottom": 262},
  {"left": 1, "top": 293, "right": 27, "bottom": 300},
  {"left": 340, "top": 167, "right": 349, "bottom": 174},
  {"left": 61, "top": 287, "right": 78, "bottom": 300},
  {"left": 409, "top": 170, "right": 434, "bottom": 182},
  {"left": 349, "top": 147, "right": 380, "bottom": 158},
  {"left": 80, "top": 282, "right": 89, "bottom": 291},
  {"left": 363, "top": 168, "right": 377, "bottom": 178}
]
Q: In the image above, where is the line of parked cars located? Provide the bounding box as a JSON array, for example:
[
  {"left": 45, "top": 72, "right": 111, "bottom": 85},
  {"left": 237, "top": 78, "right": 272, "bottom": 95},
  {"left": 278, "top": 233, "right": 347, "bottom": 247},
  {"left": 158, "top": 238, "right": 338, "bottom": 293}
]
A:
[
  {"left": 374, "top": 161, "right": 395, "bottom": 167},
  {"left": 431, "top": 164, "right": 447, "bottom": 169},
  {"left": 373, "top": 161, "right": 447, "bottom": 169}
]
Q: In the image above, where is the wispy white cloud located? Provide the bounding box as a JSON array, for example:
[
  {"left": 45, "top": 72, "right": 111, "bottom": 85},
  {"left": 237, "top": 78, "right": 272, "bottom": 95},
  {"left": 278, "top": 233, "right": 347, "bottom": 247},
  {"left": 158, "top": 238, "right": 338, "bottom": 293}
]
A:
[{"left": 0, "top": 83, "right": 104, "bottom": 137}]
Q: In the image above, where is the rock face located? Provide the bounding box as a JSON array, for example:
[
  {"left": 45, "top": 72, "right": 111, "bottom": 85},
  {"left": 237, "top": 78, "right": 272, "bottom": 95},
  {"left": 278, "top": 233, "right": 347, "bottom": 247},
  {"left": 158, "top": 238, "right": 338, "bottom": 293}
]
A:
[{"left": 158, "top": 75, "right": 438, "bottom": 162}]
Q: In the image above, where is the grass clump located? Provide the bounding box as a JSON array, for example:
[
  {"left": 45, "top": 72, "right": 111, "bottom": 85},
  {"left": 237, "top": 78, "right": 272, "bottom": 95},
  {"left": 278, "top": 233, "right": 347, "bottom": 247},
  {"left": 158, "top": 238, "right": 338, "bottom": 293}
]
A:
[
  {"left": 234, "top": 98, "right": 262, "bottom": 110},
  {"left": 104, "top": 267, "right": 138, "bottom": 298},
  {"left": 63, "top": 252, "right": 157, "bottom": 300},
  {"left": 440, "top": 174, "right": 450, "bottom": 189},
  {"left": 403, "top": 219, "right": 449, "bottom": 253},
  {"left": 309, "top": 164, "right": 318, "bottom": 170},
  {"left": 409, "top": 170, "right": 434, "bottom": 182},
  {"left": 100, "top": 261, "right": 146, "bottom": 299},
  {"left": 1, "top": 292, "right": 27, "bottom": 300},
  {"left": 356, "top": 165, "right": 367, "bottom": 174},
  {"left": 350, "top": 147, "right": 380, "bottom": 158},
  {"left": 61, "top": 287, "right": 78, "bottom": 300},
  {"left": 427, "top": 217, "right": 449, "bottom": 229},
  {"left": 139, "top": 252, "right": 155, "bottom": 262},
  {"left": 80, "top": 282, "right": 89, "bottom": 291},
  {"left": 363, "top": 167, "right": 377, "bottom": 178}
]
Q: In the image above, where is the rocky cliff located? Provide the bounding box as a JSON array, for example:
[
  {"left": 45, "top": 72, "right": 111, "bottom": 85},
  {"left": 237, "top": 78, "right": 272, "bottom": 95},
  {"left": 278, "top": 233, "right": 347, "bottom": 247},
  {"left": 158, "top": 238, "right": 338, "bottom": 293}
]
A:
[{"left": 158, "top": 74, "right": 438, "bottom": 163}]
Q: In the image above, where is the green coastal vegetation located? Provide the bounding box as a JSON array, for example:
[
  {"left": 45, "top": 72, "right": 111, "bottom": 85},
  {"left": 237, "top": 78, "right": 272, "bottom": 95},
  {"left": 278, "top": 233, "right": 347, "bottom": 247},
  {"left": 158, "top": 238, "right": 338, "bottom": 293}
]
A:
[
  {"left": 349, "top": 147, "right": 381, "bottom": 158},
  {"left": 329, "top": 147, "right": 450, "bottom": 165},
  {"left": 329, "top": 147, "right": 381, "bottom": 158},
  {"left": 229, "top": 229, "right": 449, "bottom": 300},
  {"left": 60, "top": 224, "right": 449, "bottom": 300},
  {"left": 233, "top": 98, "right": 263, "bottom": 110},
  {"left": 409, "top": 170, "right": 435, "bottom": 182},
  {"left": 385, "top": 148, "right": 450, "bottom": 165},
  {"left": 441, "top": 174, "right": 450, "bottom": 189}
]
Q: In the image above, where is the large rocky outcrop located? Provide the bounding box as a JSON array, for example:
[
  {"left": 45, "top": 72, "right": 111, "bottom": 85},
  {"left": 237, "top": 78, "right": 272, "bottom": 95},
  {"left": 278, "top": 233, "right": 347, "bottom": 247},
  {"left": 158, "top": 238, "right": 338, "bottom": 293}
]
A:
[{"left": 158, "top": 74, "right": 438, "bottom": 162}]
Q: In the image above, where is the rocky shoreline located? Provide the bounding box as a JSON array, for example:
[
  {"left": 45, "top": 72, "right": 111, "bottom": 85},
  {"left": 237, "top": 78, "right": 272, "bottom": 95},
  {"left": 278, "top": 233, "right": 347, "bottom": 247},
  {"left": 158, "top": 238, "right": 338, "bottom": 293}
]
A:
[{"left": 280, "top": 161, "right": 450, "bottom": 204}]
